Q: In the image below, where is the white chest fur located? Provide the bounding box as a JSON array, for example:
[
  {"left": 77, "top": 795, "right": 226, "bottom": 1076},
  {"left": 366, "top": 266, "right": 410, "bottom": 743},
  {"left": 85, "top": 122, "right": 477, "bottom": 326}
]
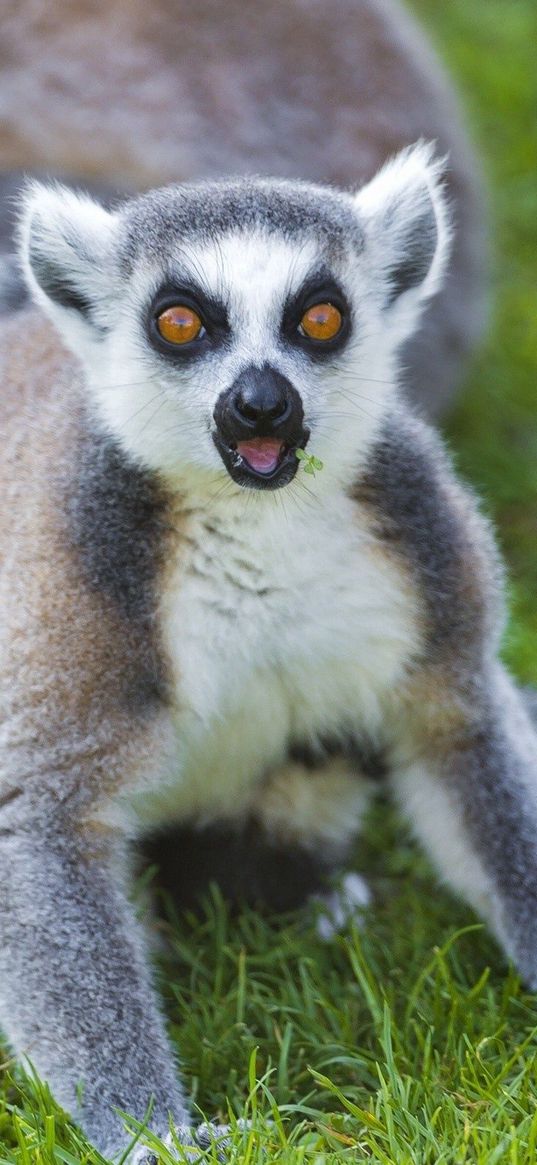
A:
[{"left": 134, "top": 488, "right": 420, "bottom": 828}]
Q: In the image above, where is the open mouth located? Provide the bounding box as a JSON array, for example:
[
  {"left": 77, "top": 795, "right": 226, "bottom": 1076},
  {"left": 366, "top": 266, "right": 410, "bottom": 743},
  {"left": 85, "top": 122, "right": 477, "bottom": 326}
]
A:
[
  {"left": 213, "top": 432, "right": 309, "bottom": 489},
  {"left": 212, "top": 371, "right": 309, "bottom": 490},
  {"left": 237, "top": 437, "right": 285, "bottom": 474}
]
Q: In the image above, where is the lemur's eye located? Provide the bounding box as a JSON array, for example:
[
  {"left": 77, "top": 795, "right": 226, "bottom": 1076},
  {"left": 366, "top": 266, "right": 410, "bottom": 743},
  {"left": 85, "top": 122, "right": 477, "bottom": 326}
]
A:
[
  {"left": 299, "top": 302, "right": 343, "bottom": 342},
  {"left": 156, "top": 305, "right": 204, "bottom": 344}
]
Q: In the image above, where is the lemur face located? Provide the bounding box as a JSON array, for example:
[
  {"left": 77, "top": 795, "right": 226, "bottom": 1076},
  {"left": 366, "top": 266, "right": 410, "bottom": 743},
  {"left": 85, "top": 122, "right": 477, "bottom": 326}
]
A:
[
  {"left": 19, "top": 145, "right": 449, "bottom": 493},
  {"left": 124, "top": 226, "right": 358, "bottom": 491}
]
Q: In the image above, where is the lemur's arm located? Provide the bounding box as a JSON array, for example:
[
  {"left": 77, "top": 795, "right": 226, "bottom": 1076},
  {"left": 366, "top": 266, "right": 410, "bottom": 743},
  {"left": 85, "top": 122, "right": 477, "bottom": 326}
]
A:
[
  {"left": 358, "top": 412, "right": 537, "bottom": 987},
  {"left": 391, "top": 665, "right": 537, "bottom": 988},
  {"left": 0, "top": 815, "right": 189, "bottom": 1158}
]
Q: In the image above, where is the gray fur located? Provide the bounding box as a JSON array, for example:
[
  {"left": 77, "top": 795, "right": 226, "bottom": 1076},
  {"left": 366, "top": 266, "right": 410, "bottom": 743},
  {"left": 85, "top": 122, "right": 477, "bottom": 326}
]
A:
[
  {"left": 28, "top": 237, "right": 94, "bottom": 316},
  {"left": 0, "top": 826, "right": 189, "bottom": 1157},
  {"left": 354, "top": 412, "right": 504, "bottom": 660},
  {"left": 391, "top": 663, "right": 537, "bottom": 990},
  {"left": 385, "top": 201, "right": 438, "bottom": 304},
  {"left": 117, "top": 178, "right": 364, "bottom": 271},
  {"left": 66, "top": 415, "right": 173, "bottom": 714},
  {"left": 67, "top": 412, "right": 169, "bottom": 625},
  {"left": 452, "top": 701, "right": 537, "bottom": 971}
]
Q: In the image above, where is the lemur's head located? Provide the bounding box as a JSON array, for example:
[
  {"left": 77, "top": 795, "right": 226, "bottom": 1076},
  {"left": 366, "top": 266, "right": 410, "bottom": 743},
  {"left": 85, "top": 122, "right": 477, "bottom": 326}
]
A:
[{"left": 19, "top": 143, "right": 449, "bottom": 493}]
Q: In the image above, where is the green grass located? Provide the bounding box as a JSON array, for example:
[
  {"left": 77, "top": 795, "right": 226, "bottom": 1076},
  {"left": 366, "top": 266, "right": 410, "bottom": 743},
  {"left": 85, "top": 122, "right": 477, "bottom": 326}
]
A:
[
  {"left": 3, "top": 836, "right": 537, "bottom": 1165},
  {"left": 2, "top": 0, "right": 537, "bottom": 1161}
]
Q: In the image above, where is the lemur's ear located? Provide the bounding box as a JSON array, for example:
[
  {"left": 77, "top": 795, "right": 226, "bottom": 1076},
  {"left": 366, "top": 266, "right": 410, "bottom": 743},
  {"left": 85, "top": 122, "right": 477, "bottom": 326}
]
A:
[
  {"left": 353, "top": 142, "right": 451, "bottom": 323},
  {"left": 18, "top": 182, "right": 117, "bottom": 335}
]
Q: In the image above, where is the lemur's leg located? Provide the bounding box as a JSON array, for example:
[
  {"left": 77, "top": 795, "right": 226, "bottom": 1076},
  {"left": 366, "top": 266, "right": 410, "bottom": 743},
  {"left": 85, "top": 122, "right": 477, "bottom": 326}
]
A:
[
  {"left": 0, "top": 803, "right": 191, "bottom": 1160},
  {"left": 390, "top": 665, "right": 537, "bottom": 987},
  {"left": 149, "top": 752, "right": 378, "bottom": 926}
]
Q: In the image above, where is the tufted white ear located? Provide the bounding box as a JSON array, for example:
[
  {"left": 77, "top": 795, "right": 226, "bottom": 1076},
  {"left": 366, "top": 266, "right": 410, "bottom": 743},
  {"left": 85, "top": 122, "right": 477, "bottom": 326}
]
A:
[
  {"left": 353, "top": 142, "right": 451, "bottom": 339},
  {"left": 18, "top": 181, "right": 118, "bottom": 344}
]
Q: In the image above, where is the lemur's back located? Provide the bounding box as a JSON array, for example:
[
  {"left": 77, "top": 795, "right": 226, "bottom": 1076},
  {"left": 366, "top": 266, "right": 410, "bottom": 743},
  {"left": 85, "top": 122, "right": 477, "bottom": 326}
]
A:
[{"left": 0, "top": 0, "right": 473, "bottom": 187}]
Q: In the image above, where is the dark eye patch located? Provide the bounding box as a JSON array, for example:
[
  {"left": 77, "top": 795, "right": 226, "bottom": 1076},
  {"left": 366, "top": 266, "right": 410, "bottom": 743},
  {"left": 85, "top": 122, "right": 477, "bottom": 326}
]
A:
[
  {"left": 146, "top": 281, "right": 230, "bottom": 358},
  {"left": 282, "top": 272, "right": 351, "bottom": 357}
]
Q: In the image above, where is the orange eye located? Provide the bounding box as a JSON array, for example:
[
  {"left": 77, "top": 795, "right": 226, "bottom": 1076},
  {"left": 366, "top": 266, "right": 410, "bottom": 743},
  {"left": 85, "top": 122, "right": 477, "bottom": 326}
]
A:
[
  {"left": 299, "top": 301, "right": 343, "bottom": 342},
  {"left": 156, "top": 304, "right": 204, "bottom": 344}
]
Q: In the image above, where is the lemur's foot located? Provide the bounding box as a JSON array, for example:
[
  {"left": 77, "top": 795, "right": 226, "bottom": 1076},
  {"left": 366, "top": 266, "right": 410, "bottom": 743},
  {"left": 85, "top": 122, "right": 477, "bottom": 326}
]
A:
[
  {"left": 313, "top": 872, "right": 371, "bottom": 940},
  {"left": 132, "top": 1120, "right": 250, "bottom": 1163}
]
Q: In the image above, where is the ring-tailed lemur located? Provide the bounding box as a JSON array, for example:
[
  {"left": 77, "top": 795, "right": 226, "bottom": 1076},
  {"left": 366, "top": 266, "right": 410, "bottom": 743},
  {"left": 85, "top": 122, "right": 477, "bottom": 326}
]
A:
[{"left": 1, "top": 144, "right": 536, "bottom": 1161}]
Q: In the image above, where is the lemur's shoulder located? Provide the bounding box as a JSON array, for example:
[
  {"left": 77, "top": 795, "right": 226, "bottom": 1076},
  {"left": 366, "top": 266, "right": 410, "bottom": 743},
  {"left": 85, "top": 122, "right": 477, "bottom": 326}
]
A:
[{"left": 354, "top": 409, "right": 505, "bottom": 659}]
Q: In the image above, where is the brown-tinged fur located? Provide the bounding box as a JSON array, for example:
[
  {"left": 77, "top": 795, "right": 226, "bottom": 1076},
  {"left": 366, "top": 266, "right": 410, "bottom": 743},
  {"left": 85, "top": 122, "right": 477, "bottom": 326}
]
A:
[
  {"left": 0, "top": 310, "right": 175, "bottom": 829},
  {"left": 397, "top": 666, "right": 483, "bottom": 759}
]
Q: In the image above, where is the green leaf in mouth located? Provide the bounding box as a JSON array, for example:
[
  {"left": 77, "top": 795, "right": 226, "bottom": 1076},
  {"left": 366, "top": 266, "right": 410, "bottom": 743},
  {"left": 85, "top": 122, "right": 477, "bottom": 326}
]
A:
[{"left": 295, "top": 448, "right": 324, "bottom": 475}]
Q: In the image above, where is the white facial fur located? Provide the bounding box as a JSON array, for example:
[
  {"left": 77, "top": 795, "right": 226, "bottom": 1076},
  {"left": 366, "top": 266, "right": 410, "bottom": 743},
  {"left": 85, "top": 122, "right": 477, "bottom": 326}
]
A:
[{"left": 19, "top": 143, "right": 450, "bottom": 497}]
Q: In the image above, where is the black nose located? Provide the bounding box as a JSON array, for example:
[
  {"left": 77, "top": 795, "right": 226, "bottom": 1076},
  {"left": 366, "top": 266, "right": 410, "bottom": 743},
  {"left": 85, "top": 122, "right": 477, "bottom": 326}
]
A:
[{"left": 229, "top": 366, "right": 292, "bottom": 428}]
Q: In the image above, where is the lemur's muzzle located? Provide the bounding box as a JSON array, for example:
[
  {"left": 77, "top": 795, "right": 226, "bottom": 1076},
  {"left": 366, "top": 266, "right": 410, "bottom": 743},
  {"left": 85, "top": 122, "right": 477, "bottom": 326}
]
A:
[{"left": 212, "top": 364, "right": 309, "bottom": 489}]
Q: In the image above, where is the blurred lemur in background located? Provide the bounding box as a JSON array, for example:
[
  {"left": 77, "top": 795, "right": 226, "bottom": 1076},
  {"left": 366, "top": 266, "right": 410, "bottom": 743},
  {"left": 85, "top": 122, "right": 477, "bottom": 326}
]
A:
[
  {"left": 0, "top": 0, "right": 486, "bottom": 416},
  {"left": 0, "top": 0, "right": 514, "bottom": 1161}
]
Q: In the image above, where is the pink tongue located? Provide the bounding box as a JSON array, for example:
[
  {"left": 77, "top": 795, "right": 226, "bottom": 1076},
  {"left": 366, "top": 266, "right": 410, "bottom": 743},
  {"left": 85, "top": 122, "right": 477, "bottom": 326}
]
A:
[{"left": 237, "top": 437, "right": 283, "bottom": 473}]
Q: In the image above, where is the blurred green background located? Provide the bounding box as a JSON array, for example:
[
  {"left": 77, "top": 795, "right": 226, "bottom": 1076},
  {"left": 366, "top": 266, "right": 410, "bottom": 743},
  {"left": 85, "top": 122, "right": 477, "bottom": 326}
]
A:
[{"left": 411, "top": 0, "right": 537, "bottom": 680}]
